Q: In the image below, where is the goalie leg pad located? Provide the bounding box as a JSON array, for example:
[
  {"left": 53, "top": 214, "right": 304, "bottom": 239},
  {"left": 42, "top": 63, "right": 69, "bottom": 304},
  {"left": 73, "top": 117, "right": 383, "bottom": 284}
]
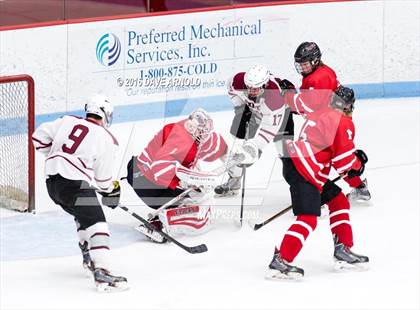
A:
[{"left": 159, "top": 204, "right": 212, "bottom": 236}]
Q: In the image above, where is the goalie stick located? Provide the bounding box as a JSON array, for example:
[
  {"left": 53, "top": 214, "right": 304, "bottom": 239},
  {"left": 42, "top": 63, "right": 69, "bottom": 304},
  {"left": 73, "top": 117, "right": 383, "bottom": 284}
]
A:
[
  {"left": 253, "top": 175, "right": 343, "bottom": 231},
  {"left": 147, "top": 153, "right": 246, "bottom": 220},
  {"left": 119, "top": 204, "right": 208, "bottom": 254}
]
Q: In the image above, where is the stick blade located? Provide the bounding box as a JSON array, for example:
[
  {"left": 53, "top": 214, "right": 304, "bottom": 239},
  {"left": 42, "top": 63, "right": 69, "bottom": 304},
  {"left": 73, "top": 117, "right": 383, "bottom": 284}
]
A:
[
  {"left": 253, "top": 223, "right": 264, "bottom": 231},
  {"left": 188, "top": 244, "right": 208, "bottom": 254}
]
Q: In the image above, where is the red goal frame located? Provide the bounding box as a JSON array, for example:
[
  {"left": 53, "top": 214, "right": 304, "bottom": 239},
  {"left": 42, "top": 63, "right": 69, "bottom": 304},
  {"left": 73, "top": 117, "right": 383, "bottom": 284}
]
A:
[{"left": 0, "top": 74, "right": 35, "bottom": 212}]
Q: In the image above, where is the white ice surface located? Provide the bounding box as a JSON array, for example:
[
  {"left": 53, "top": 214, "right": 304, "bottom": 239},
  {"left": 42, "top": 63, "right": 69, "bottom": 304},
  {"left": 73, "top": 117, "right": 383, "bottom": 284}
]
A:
[{"left": 1, "top": 97, "right": 419, "bottom": 309}]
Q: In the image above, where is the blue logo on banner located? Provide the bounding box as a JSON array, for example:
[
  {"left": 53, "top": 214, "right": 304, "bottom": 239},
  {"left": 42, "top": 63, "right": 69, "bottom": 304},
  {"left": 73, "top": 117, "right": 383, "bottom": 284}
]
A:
[{"left": 96, "top": 33, "right": 121, "bottom": 66}]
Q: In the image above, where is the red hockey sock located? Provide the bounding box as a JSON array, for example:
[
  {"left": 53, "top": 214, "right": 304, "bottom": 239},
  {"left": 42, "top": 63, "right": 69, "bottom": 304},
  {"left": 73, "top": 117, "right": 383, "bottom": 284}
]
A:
[
  {"left": 279, "top": 215, "right": 317, "bottom": 262},
  {"left": 327, "top": 193, "right": 353, "bottom": 247},
  {"left": 344, "top": 175, "right": 362, "bottom": 188}
]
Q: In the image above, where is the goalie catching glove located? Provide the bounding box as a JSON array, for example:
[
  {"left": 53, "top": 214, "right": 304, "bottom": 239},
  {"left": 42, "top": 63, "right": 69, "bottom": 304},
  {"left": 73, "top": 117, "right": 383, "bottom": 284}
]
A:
[
  {"left": 235, "top": 139, "right": 261, "bottom": 167},
  {"left": 99, "top": 181, "right": 121, "bottom": 209}
]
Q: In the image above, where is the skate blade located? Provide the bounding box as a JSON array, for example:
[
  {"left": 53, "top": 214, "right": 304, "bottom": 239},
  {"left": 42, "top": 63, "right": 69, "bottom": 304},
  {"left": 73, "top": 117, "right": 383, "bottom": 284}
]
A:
[
  {"left": 134, "top": 226, "right": 166, "bottom": 243},
  {"left": 265, "top": 268, "right": 303, "bottom": 281},
  {"left": 333, "top": 260, "right": 369, "bottom": 272},
  {"left": 347, "top": 195, "right": 372, "bottom": 203},
  {"left": 214, "top": 190, "right": 239, "bottom": 198},
  {"left": 96, "top": 281, "right": 129, "bottom": 293}
]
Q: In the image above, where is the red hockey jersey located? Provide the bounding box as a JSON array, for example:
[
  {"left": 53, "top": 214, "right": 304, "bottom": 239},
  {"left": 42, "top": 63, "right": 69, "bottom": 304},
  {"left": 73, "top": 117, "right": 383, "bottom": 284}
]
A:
[
  {"left": 286, "top": 64, "right": 340, "bottom": 116},
  {"left": 136, "top": 120, "right": 227, "bottom": 189},
  {"left": 286, "top": 107, "right": 362, "bottom": 191}
]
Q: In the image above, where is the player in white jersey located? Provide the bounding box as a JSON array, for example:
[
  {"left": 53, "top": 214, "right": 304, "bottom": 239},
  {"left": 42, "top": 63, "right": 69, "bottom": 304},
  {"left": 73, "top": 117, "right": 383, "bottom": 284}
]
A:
[
  {"left": 214, "top": 64, "right": 295, "bottom": 196},
  {"left": 32, "top": 95, "right": 127, "bottom": 292}
]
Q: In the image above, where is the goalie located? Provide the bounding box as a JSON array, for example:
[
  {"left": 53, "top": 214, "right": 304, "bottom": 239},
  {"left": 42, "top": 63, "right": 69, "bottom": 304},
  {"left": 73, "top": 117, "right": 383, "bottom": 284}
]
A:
[{"left": 126, "top": 108, "right": 229, "bottom": 242}]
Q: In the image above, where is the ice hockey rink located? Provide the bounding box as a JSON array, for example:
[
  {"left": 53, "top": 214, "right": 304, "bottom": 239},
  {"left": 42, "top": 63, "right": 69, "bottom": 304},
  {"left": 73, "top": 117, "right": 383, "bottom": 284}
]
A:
[{"left": 1, "top": 96, "right": 419, "bottom": 310}]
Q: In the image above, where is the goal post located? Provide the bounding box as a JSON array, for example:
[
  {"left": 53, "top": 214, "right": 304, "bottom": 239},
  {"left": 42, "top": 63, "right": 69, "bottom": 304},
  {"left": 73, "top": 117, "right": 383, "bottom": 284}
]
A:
[{"left": 0, "top": 74, "right": 35, "bottom": 212}]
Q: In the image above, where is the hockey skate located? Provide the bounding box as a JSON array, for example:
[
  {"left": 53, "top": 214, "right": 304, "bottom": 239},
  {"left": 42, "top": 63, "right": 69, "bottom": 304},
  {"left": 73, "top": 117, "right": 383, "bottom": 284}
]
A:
[
  {"left": 266, "top": 253, "right": 304, "bottom": 280},
  {"left": 135, "top": 216, "right": 167, "bottom": 243},
  {"left": 93, "top": 268, "right": 128, "bottom": 293},
  {"left": 78, "top": 241, "right": 94, "bottom": 272},
  {"left": 347, "top": 178, "right": 371, "bottom": 202},
  {"left": 214, "top": 176, "right": 241, "bottom": 197},
  {"left": 333, "top": 235, "right": 369, "bottom": 271}
]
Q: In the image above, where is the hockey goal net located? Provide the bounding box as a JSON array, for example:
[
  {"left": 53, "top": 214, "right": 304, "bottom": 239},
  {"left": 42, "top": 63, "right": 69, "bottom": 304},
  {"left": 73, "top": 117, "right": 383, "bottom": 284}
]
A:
[{"left": 0, "top": 75, "right": 35, "bottom": 212}]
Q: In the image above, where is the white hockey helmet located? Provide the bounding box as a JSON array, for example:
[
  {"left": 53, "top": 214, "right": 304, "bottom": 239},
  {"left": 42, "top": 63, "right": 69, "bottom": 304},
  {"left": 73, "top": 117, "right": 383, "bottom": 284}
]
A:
[
  {"left": 85, "top": 94, "right": 113, "bottom": 128},
  {"left": 185, "top": 108, "right": 214, "bottom": 143},
  {"left": 244, "top": 64, "right": 270, "bottom": 89}
]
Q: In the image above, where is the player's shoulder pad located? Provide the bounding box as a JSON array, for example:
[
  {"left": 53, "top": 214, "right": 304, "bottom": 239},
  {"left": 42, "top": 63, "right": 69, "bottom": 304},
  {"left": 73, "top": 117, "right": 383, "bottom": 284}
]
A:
[
  {"left": 165, "top": 120, "right": 194, "bottom": 145},
  {"left": 325, "top": 108, "right": 354, "bottom": 132},
  {"left": 68, "top": 115, "right": 83, "bottom": 120},
  {"left": 85, "top": 118, "right": 119, "bottom": 146},
  {"left": 319, "top": 64, "right": 337, "bottom": 75},
  {"left": 103, "top": 128, "right": 119, "bottom": 146},
  {"left": 263, "top": 77, "right": 284, "bottom": 111},
  {"left": 266, "top": 77, "right": 283, "bottom": 91},
  {"left": 231, "top": 72, "right": 246, "bottom": 90},
  {"left": 315, "top": 64, "right": 337, "bottom": 81}
]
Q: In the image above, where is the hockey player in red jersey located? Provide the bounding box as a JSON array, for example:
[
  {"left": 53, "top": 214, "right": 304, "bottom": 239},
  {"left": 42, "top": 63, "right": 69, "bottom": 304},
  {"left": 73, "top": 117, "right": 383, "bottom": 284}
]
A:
[
  {"left": 267, "top": 86, "right": 369, "bottom": 280},
  {"left": 32, "top": 95, "right": 127, "bottom": 292},
  {"left": 214, "top": 64, "right": 294, "bottom": 196},
  {"left": 284, "top": 42, "right": 371, "bottom": 202},
  {"left": 126, "top": 108, "right": 228, "bottom": 242}
]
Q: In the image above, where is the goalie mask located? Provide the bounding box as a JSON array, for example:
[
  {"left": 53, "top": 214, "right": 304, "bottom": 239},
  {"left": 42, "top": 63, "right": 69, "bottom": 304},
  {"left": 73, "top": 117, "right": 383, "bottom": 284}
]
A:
[
  {"left": 244, "top": 64, "right": 270, "bottom": 97},
  {"left": 85, "top": 94, "right": 113, "bottom": 128},
  {"left": 185, "top": 108, "right": 214, "bottom": 143},
  {"left": 331, "top": 86, "right": 355, "bottom": 114}
]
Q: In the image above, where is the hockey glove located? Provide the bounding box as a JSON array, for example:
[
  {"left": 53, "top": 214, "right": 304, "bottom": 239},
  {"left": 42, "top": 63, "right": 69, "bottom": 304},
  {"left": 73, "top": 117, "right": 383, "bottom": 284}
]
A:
[
  {"left": 278, "top": 79, "right": 297, "bottom": 95},
  {"left": 99, "top": 181, "right": 121, "bottom": 209},
  {"left": 347, "top": 149, "right": 368, "bottom": 178},
  {"left": 347, "top": 161, "right": 365, "bottom": 178},
  {"left": 237, "top": 140, "right": 262, "bottom": 168},
  {"left": 355, "top": 149, "right": 368, "bottom": 164}
]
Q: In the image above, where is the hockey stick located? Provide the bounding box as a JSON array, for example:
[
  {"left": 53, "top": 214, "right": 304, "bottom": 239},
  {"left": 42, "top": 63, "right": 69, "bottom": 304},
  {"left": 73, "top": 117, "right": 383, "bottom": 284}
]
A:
[
  {"left": 239, "top": 167, "right": 246, "bottom": 227},
  {"left": 239, "top": 122, "right": 250, "bottom": 227},
  {"left": 253, "top": 175, "right": 342, "bottom": 231},
  {"left": 147, "top": 153, "right": 246, "bottom": 220},
  {"left": 119, "top": 204, "right": 208, "bottom": 254},
  {"left": 147, "top": 188, "right": 194, "bottom": 219}
]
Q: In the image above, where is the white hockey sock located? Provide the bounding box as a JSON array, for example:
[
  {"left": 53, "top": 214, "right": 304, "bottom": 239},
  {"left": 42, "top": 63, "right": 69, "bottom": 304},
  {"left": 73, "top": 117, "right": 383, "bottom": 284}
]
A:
[
  {"left": 228, "top": 164, "right": 243, "bottom": 178},
  {"left": 75, "top": 220, "right": 88, "bottom": 244},
  {"left": 85, "top": 222, "right": 111, "bottom": 270}
]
